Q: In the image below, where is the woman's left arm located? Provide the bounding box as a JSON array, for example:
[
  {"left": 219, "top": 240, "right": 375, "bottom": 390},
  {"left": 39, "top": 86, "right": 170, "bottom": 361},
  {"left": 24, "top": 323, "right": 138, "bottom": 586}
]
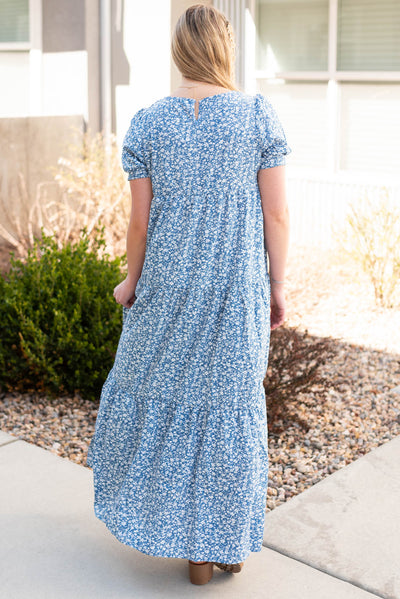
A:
[{"left": 113, "top": 178, "right": 153, "bottom": 308}]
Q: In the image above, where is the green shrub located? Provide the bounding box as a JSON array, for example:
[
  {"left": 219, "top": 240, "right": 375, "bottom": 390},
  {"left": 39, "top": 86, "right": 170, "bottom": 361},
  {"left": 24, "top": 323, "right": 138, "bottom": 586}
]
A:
[{"left": 0, "top": 226, "right": 126, "bottom": 400}]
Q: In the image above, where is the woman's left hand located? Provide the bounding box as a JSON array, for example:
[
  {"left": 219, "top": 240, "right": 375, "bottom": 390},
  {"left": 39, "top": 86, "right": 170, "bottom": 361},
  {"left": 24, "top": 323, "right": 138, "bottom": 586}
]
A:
[{"left": 113, "top": 276, "right": 137, "bottom": 308}]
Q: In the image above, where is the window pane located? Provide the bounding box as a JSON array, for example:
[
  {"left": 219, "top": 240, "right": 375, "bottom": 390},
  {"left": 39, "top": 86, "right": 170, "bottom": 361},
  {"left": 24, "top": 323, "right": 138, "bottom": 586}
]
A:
[
  {"left": 338, "top": 0, "right": 400, "bottom": 71},
  {"left": 0, "top": 0, "right": 29, "bottom": 43},
  {"left": 256, "top": 0, "right": 329, "bottom": 72}
]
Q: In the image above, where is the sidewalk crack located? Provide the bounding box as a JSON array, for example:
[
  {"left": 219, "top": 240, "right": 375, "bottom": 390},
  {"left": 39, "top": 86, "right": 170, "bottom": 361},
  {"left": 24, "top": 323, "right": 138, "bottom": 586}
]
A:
[{"left": 263, "top": 543, "right": 387, "bottom": 598}]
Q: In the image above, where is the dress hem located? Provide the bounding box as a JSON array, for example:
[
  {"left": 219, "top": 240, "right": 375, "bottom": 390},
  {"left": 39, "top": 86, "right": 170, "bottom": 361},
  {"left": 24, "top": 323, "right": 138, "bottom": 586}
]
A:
[{"left": 92, "top": 505, "right": 264, "bottom": 563}]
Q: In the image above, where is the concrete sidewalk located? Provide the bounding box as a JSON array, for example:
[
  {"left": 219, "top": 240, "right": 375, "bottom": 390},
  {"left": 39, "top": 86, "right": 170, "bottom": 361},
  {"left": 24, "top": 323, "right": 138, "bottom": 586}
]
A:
[{"left": 1, "top": 429, "right": 399, "bottom": 599}]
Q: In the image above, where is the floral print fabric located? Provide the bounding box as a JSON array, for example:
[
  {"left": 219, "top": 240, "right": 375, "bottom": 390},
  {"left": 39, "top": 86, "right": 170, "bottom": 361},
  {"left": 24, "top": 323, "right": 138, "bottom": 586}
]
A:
[{"left": 86, "top": 91, "right": 291, "bottom": 562}]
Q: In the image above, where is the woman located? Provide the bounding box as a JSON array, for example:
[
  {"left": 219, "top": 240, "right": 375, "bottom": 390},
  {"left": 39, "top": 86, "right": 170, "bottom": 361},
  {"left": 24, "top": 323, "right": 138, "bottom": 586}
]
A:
[{"left": 86, "top": 3, "right": 291, "bottom": 587}]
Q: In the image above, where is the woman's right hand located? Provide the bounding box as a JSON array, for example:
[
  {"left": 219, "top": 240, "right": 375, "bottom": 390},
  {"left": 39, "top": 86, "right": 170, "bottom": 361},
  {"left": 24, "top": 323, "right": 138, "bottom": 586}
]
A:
[
  {"left": 270, "top": 285, "right": 286, "bottom": 330},
  {"left": 113, "top": 276, "right": 137, "bottom": 309}
]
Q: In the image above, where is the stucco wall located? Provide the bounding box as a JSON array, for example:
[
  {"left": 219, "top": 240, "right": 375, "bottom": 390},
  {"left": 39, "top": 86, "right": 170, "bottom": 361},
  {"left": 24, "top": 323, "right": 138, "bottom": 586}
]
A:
[
  {"left": 42, "top": 0, "right": 85, "bottom": 52},
  {"left": 0, "top": 115, "right": 84, "bottom": 245}
]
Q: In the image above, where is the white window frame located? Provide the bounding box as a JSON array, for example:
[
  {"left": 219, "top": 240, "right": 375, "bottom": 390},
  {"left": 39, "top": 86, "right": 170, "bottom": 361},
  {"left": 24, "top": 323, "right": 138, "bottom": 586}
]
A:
[
  {"left": 0, "top": 0, "right": 41, "bottom": 51},
  {"left": 250, "top": 0, "right": 400, "bottom": 179},
  {"left": 254, "top": 0, "right": 400, "bottom": 82}
]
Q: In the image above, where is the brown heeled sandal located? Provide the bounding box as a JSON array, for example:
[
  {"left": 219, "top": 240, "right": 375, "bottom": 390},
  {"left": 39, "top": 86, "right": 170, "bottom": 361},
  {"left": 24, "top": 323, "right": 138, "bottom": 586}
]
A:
[
  {"left": 188, "top": 560, "right": 214, "bottom": 585},
  {"left": 213, "top": 561, "right": 244, "bottom": 573}
]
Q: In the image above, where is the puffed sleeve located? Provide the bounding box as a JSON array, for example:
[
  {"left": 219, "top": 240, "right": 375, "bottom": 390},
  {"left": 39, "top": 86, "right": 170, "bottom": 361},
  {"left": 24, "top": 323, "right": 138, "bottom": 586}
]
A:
[
  {"left": 121, "top": 107, "right": 151, "bottom": 180},
  {"left": 256, "top": 93, "right": 292, "bottom": 170}
]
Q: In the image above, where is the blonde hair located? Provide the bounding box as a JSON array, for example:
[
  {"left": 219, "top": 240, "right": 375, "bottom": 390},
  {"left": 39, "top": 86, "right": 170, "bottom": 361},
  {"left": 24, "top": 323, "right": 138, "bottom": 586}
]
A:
[{"left": 171, "top": 4, "right": 240, "bottom": 91}]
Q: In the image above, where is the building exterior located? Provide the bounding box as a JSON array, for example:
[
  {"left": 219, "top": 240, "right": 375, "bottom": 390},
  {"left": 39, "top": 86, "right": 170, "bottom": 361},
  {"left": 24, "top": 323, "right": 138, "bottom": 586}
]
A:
[{"left": 1, "top": 0, "right": 399, "bottom": 246}]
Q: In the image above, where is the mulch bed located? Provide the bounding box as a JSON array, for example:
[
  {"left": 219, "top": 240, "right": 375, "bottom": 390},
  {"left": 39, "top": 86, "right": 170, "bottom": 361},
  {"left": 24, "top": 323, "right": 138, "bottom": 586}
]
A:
[{"left": 1, "top": 243, "right": 399, "bottom": 513}]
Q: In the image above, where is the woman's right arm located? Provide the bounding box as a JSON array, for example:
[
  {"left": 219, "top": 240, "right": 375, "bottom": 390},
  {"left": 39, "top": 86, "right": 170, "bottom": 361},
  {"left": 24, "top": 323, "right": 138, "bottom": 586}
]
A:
[
  {"left": 113, "top": 178, "right": 152, "bottom": 308},
  {"left": 257, "top": 164, "right": 290, "bottom": 330}
]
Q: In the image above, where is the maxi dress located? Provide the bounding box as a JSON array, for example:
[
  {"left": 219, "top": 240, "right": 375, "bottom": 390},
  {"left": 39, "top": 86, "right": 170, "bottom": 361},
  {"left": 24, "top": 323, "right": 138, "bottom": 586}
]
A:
[{"left": 86, "top": 90, "right": 292, "bottom": 563}]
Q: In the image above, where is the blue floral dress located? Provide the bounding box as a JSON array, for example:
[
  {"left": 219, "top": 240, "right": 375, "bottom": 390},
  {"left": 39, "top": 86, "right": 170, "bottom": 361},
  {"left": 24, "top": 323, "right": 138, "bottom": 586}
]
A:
[{"left": 86, "top": 90, "right": 291, "bottom": 563}]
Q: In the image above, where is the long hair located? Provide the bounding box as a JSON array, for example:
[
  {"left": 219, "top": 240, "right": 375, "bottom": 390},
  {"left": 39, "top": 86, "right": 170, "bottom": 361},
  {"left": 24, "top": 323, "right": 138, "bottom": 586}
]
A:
[{"left": 171, "top": 4, "right": 240, "bottom": 91}]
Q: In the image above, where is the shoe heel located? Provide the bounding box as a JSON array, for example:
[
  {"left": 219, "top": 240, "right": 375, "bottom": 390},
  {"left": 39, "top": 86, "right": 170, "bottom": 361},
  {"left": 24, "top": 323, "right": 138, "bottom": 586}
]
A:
[
  {"left": 213, "top": 560, "right": 244, "bottom": 573},
  {"left": 188, "top": 560, "right": 213, "bottom": 585}
]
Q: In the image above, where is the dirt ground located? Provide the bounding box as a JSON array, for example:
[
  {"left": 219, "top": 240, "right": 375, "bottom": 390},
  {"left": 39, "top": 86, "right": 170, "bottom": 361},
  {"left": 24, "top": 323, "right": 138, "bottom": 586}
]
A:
[{"left": 284, "top": 243, "right": 400, "bottom": 354}]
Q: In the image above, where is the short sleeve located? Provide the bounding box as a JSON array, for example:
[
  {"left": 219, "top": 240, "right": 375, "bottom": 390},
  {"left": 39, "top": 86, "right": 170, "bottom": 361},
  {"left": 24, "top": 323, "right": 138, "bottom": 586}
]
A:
[
  {"left": 121, "top": 107, "right": 151, "bottom": 180},
  {"left": 256, "top": 93, "right": 292, "bottom": 170}
]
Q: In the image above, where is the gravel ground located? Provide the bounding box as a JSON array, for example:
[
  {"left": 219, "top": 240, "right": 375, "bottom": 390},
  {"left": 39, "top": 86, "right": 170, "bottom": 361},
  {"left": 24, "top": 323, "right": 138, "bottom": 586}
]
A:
[{"left": 1, "top": 243, "right": 399, "bottom": 513}]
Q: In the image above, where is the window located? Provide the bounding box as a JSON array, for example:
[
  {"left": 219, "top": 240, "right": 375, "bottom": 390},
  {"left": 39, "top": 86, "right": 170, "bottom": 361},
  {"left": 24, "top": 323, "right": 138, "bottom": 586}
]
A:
[
  {"left": 255, "top": 0, "right": 400, "bottom": 78},
  {"left": 254, "top": 0, "right": 400, "bottom": 175},
  {"left": 0, "top": 0, "right": 29, "bottom": 44},
  {"left": 256, "top": 0, "right": 329, "bottom": 72},
  {"left": 337, "top": 0, "right": 400, "bottom": 72}
]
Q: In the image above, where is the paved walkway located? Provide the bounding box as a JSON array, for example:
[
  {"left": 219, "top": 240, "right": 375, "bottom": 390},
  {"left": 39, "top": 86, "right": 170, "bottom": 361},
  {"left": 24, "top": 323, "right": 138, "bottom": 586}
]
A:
[{"left": 1, "top": 429, "right": 399, "bottom": 598}]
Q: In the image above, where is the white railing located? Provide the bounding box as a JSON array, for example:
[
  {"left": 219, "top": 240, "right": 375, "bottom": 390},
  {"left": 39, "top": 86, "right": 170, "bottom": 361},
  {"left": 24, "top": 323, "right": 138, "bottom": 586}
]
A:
[{"left": 286, "top": 169, "right": 400, "bottom": 248}]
